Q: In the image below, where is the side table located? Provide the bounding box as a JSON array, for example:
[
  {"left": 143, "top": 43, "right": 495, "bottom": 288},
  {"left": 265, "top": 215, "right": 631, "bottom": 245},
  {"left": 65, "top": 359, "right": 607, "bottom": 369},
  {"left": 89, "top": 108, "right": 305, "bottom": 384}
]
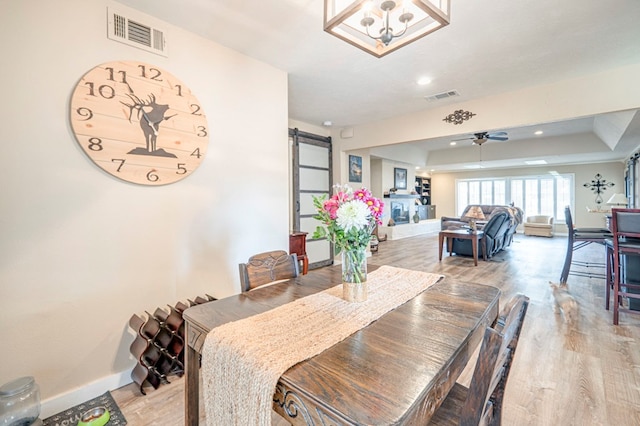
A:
[
  {"left": 439, "top": 229, "right": 486, "bottom": 266},
  {"left": 289, "top": 231, "right": 308, "bottom": 275}
]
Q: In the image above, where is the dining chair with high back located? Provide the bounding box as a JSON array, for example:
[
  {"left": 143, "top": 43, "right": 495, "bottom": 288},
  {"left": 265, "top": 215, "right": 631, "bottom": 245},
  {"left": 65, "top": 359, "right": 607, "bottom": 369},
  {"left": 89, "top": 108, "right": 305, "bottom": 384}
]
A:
[
  {"left": 560, "top": 206, "right": 612, "bottom": 284},
  {"left": 605, "top": 208, "right": 640, "bottom": 325},
  {"left": 428, "top": 294, "right": 530, "bottom": 426},
  {"left": 238, "top": 250, "right": 299, "bottom": 292}
]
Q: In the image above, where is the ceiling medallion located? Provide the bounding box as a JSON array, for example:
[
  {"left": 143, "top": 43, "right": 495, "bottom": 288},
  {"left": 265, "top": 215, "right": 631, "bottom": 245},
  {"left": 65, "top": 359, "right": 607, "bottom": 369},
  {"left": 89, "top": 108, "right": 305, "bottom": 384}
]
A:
[{"left": 443, "top": 110, "right": 476, "bottom": 125}]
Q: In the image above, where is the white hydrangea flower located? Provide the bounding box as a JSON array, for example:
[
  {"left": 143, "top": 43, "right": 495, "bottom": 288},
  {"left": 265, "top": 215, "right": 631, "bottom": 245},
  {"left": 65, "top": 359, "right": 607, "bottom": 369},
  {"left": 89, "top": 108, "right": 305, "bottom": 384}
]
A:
[{"left": 336, "top": 200, "right": 371, "bottom": 232}]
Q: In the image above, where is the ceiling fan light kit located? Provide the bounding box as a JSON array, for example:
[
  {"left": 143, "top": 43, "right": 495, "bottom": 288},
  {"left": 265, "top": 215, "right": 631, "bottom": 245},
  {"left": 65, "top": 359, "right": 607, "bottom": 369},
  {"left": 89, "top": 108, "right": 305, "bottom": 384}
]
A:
[
  {"left": 323, "top": 0, "right": 450, "bottom": 58},
  {"left": 453, "top": 131, "right": 509, "bottom": 146}
]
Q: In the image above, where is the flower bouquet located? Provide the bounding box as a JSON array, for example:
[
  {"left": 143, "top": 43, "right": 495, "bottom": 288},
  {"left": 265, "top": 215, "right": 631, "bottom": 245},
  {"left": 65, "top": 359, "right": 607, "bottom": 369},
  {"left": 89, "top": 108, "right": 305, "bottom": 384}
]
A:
[{"left": 312, "top": 185, "right": 384, "bottom": 301}]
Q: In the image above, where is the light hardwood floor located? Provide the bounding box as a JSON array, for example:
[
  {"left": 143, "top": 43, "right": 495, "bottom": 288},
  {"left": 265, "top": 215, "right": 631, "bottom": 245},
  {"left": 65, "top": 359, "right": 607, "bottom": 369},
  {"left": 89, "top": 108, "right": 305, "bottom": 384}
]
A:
[{"left": 112, "top": 232, "right": 640, "bottom": 425}]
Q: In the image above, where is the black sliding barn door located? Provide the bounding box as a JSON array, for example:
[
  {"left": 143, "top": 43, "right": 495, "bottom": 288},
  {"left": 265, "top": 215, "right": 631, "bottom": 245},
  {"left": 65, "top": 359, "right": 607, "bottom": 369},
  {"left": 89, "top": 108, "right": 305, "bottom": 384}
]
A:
[{"left": 290, "top": 129, "right": 333, "bottom": 268}]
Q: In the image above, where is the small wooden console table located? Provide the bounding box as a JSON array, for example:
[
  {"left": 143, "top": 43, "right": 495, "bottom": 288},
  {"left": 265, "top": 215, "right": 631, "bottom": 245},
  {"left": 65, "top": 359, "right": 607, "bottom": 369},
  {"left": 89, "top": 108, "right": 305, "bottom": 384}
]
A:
[
  {"left": 439, "top": 229, "right": 486, "bottom": 266},
  {"left": 289, "top": 231, "right": 308, "bottom": 274}
]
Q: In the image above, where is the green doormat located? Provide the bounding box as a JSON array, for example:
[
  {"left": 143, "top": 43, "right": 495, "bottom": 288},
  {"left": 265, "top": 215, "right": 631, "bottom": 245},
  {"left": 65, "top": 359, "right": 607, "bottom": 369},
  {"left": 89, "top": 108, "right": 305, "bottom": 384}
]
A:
[{"left": 42, "top": 391, "right": 127, "bottom": 425}]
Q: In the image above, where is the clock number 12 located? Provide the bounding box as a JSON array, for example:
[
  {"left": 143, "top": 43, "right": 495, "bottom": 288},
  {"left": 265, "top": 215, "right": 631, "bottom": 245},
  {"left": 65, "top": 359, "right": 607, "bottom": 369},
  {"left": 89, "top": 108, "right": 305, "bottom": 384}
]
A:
[{"left": 138, "top": 65, "right": 163, "bottom": 82}]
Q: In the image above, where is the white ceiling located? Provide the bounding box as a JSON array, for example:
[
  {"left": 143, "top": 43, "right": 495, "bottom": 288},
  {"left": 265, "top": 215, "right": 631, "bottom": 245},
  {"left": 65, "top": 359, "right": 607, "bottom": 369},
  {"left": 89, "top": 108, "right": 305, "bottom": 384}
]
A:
[{"left": 117, "top": 0, "right": 640, "bottom": 171}]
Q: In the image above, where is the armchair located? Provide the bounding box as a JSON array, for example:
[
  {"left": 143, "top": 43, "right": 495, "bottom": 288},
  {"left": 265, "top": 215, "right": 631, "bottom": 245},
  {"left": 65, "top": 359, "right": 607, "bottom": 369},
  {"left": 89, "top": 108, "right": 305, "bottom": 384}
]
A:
[{"left": 524, "top": 215, "right": 554, "bottom": 237}]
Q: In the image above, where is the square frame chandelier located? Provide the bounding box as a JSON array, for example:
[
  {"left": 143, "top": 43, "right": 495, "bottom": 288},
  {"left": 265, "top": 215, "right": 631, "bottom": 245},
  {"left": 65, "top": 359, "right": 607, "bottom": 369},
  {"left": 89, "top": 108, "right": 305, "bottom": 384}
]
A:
[{"left": 324, "top": 0, "right": 451, "bottom": 58}]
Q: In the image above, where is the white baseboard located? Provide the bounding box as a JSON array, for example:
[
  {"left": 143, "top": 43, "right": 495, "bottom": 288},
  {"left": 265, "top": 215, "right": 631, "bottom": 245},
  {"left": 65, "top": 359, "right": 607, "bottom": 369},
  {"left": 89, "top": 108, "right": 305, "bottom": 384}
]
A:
[{"left": 40, "top": 370, "right": 132, "bottom": 418}]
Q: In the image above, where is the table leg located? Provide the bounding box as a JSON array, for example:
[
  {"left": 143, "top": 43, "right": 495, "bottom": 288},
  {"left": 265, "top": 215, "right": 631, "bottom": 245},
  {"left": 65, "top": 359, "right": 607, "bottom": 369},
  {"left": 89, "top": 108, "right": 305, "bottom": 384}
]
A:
[
  {"left": 438, "top": 233, "right": 444, "bottom": 261},
  {"left": 184, "top": 327, "right": 200, "bottom": 426},
  {"left": 481, "top": 236, "right": 487, "bottom": 261},
  {"left": 472, "top": 234, "right": 478, "bottom": 266}
]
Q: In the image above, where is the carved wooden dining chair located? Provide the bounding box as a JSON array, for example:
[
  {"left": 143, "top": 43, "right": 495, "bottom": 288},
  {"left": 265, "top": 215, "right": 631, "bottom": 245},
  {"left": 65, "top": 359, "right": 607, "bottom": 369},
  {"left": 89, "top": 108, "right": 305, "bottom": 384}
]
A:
[
  {"left": 428, "top": 294, "right": 530, "bottom": 426},
  {"left": 238, "top": 250, "right": 299, "bottom": 292}
]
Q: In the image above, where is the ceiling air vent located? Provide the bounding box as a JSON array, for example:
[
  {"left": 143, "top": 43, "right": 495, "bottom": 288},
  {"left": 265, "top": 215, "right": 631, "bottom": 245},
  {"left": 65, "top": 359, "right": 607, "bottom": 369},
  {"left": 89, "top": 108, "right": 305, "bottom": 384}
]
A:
[
  {"left": 107, "top": 7, "right": 168, "bottom": 57},
  {"left": 425, "top": 90, "right": 460, "bottom": 102}
]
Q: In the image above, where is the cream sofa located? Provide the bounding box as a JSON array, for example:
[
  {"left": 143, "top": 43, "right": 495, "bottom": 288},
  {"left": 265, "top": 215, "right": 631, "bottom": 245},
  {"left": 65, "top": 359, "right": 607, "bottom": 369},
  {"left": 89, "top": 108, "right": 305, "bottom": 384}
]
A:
[{"left": 524, "top": 215, "right": 553, "bottom": 237}]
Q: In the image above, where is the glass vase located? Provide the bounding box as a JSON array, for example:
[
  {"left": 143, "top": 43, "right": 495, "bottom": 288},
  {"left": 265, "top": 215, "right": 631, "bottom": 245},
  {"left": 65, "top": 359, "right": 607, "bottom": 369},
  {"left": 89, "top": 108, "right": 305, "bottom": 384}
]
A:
[{"left": 341, "top": 247, "right": 368, "bottom": 302}]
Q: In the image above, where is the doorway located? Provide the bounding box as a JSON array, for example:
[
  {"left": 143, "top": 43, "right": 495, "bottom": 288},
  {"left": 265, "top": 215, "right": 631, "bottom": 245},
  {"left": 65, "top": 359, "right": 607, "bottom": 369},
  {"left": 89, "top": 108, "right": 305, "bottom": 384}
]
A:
[{"left": 290, "top": 128, "right": 333, "bottom": 269}]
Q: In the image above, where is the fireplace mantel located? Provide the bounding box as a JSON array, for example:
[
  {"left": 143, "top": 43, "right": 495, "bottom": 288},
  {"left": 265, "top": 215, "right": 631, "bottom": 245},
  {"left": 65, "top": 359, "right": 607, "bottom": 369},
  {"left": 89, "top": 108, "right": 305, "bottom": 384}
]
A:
[{"left": 383, "top": 194, "right": 420, "bottom": 199}]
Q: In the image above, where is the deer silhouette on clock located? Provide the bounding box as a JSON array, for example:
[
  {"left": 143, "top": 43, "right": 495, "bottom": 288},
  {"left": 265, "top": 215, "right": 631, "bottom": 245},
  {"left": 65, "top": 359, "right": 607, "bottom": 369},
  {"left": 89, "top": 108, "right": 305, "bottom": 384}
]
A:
[{"left": 121, "top": 93, "right": 178, "bottom": 158}]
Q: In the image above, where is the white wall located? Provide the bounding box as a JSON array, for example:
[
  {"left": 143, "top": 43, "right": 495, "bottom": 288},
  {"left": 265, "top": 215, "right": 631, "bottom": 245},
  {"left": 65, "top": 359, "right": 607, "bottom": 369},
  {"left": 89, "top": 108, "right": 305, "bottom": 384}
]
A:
[
  {"left": 0, "top": 0, "right": 288, "bottom": 414},
  {"left": 432, "top": 162, "right": 626, "bottom": 229}
]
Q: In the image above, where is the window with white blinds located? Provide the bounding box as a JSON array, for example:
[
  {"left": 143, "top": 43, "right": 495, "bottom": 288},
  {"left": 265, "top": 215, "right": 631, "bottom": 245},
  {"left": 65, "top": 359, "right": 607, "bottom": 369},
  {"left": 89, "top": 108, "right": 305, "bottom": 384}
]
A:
[{"left": 456, "top": 174, "right": 574, "bottom": 221}]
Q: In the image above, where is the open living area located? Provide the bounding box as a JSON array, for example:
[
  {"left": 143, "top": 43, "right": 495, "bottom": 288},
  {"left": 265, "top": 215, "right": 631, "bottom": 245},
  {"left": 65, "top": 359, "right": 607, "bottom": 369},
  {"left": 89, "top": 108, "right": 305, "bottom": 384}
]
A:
[{"left": 2, "top": 0, "right": 640, "bottom": 425}]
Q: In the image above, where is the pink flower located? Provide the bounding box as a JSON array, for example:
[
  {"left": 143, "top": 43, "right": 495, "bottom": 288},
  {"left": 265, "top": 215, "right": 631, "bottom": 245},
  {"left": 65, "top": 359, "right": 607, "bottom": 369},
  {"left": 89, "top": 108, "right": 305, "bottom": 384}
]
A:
[
  {"left": 323, "top": 199, "right": 340, "bottom": 219},
  {"left": 334, "top": 191, "right": 349, "bottom": 203},
  {"left": 353, "top": 188, "right": 372, "bottom": 200},
  {"left": 363, "top": 197, "right": 383, "bottom": 221},
  {"left": 312, "top": 184, "right": 385, "bottom": 250}
]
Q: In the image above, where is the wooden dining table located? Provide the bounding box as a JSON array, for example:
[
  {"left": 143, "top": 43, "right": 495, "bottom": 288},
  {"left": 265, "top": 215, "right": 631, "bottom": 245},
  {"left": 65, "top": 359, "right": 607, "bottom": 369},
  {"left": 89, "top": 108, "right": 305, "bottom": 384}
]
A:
[{"left": 182, "top": 265, "right": 500, "bottom": 425}]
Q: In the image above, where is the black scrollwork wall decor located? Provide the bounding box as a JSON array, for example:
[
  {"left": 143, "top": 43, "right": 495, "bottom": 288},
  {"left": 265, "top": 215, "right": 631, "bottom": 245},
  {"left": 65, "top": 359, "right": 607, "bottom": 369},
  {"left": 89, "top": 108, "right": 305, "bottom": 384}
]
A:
[
  {"left": 443, "top": 109, "right": 476, "bottom": 125},
  {"left": 583, "top": 173, "right": 615, "bottom": 205}
]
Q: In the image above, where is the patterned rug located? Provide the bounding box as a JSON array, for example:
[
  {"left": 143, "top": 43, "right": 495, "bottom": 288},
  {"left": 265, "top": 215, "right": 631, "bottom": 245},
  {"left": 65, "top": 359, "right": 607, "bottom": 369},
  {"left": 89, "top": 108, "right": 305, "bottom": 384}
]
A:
[{"left": 42, "top": 391, "right": 127, "bottom": 426}]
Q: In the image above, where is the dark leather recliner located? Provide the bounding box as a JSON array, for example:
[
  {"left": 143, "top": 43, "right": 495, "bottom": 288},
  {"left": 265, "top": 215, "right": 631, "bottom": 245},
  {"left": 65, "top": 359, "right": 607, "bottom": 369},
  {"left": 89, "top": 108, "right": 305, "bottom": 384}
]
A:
[
  {"left": 441, "top": 204, "right": 523, "bottom": 251},
  {"left": 448, "top": 211, "right": 511, "bottom": 259}
]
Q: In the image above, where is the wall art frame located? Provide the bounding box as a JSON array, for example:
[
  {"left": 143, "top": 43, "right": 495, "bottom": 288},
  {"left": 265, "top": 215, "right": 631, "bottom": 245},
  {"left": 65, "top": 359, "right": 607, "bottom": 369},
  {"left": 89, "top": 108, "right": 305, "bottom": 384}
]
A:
[
  {"left": 394, "top": 167, "right": 407, "bottom": 189},
  {"left": 348, "top": 155, "right": 362, "bottom": 183}
]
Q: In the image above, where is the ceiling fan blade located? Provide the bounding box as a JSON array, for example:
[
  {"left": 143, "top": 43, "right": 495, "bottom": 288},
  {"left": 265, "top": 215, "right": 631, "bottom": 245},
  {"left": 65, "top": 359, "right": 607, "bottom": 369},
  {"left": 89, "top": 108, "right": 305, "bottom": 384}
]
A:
[{"left": 453, "top": 130, "right": 508, "bottom": 143}]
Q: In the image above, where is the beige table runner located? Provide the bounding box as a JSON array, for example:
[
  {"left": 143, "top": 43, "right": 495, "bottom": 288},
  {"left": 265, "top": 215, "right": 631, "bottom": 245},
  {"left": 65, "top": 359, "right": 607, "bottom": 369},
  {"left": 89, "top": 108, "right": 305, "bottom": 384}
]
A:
[{"left": 201, "top": 265, "right": 443, "bottom": 426}]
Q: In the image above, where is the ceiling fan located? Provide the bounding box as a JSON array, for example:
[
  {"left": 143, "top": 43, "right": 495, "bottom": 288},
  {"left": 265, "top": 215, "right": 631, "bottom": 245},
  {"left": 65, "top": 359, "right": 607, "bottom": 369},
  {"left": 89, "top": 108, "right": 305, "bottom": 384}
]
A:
[{"left": 453, "top": 131, "right": 509, "bottom": 146}]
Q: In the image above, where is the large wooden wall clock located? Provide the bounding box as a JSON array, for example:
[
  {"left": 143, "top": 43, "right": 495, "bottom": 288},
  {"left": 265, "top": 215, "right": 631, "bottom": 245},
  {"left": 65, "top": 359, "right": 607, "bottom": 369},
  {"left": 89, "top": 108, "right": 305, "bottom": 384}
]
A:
[{"left": 70, "top": 61, "right": 209, "bottom": 185}]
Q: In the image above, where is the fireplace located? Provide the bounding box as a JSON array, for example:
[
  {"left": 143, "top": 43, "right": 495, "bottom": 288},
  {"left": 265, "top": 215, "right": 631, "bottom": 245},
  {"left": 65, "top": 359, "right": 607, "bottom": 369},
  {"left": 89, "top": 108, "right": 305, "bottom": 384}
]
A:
[{"left": 391, "top": 202, "right": 410, "bottom": 224}]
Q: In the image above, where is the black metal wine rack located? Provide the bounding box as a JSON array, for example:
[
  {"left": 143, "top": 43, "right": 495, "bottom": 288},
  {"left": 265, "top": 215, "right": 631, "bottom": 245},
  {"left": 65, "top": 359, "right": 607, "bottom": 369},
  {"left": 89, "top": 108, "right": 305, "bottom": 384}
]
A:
[{"left": 128, "top": 295, "right": 216, "bottom": 395}]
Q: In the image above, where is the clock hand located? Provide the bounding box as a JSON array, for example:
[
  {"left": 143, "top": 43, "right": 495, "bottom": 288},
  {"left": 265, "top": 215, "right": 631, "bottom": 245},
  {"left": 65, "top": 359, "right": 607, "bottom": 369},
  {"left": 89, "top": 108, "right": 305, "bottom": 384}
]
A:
[{"left": 140, "top": 109, "right": 160, "bottom": 136}]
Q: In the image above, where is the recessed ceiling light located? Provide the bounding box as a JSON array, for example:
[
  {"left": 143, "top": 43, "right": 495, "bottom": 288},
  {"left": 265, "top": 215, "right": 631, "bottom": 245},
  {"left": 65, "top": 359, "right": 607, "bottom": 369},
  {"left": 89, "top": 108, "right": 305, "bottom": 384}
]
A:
[
  {"left": 417, "top": 77, "right": 432, "bottom": 85},
  {"left": 450, "top": 141, "right": 457, "bottom": 146},
  {"left": 415, "top": 166, "right": 420, "bottom": 169},
  {"left": 534, "top": 130, "right": 543, "bottom": 135},
  {"left": 525, "top": 160, "right": 547, "bottom": 165},
  {"left": 322, "top": 120, "right": 332, "bottom": 127},
  {"left": 464, "top": 164, "right": 483, "bottom": 169}
]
